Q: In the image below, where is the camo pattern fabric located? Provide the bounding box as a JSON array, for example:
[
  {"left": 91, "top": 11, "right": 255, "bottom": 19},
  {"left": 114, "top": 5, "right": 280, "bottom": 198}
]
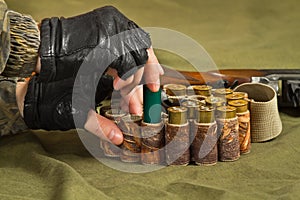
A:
[
  {"left": 0, "top": 0, "right": 40, "bottom": 79},
  {"left": 3, "top": 10, "right": 40, "bottom": 78},
  {"left": 0, "top": 0, "right": 10, "bottom": 74},
  {"left": 0, "top": 76, "right": 28, "bottom": 137}
]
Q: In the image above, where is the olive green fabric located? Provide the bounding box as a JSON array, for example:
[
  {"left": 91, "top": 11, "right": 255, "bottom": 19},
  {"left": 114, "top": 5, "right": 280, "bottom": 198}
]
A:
[{"left": 1, "top": 0, "right": 300, "bottom": 199}]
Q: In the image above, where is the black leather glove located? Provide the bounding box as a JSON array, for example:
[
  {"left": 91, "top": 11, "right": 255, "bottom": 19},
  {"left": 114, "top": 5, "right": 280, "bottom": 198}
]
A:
[
  {"left": 23, "top": 73, "right": 113, "bottom": 130},
  {"left": 39, "top": 6, "right": 151, "bottom": 83}
]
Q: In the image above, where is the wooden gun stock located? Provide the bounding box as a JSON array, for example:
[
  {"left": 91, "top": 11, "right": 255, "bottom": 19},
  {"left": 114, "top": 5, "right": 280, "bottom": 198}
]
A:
[{"left": 161, "top": 67, "right": 264, "bottom": 86}]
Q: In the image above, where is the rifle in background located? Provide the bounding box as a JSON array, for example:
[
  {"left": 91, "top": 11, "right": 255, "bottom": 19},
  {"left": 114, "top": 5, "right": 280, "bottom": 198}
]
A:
[{"left": 161, "top": 67, "right": 300, "bottom": 109}]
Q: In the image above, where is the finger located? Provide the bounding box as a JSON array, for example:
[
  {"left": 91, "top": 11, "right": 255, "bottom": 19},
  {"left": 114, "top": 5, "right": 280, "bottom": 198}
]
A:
[
  {"left": 113, "top": 75, "right": 134, "bottom": 91},
  {"left": 84, "top": 110, "right": 123, "bottom": 145},
  {"left": 120, "top": 99, "right": 129, "bottom": 113},
  {"left": 105, "top": 67, "right": 118, "bottom": 78},
  {"left": 119, "top": 67, "right": 144, "bottom": 96},
  {"left": 144, "top": 48, "right": 164, "bottom": 92},
  {"left": 144, "top": 63, "right": 162, "bottom": 92},
  {"left": 146, "top": 47, "right": 164, "bottom": 75},
  {"left": 120, "top": 85, "right": 143, "bottom": 115},
  {"left": 128, "top": 85, "right": 143, "bottom": 115}
]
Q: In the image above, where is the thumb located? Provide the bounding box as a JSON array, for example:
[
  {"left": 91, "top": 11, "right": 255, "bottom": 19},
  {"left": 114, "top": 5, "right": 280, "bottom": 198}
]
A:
[{"left": 84, "top": 110, "right": 123, "bottom": 145}]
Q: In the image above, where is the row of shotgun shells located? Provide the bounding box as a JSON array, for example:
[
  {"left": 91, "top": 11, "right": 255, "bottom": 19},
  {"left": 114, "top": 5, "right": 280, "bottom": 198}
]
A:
[
  {"left": 164, "top": 84, "right": 251, "bottom": 165},
  {"left": 98, "top": 84, "right": 251, "bottom": 166},
  {"left": 164, "top": 84, "right": 250, "bottom": 123},
  {"left": 100, "top": 108, "right": 143, "bottom": 163}
]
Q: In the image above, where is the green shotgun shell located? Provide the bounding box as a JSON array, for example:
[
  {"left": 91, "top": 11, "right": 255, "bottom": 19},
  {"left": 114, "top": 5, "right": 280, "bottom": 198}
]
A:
[
  {"left": 143, "top": 85, "right": 162, "bottom": 124},
  {"left": 228, "top": 99, "right": 248, "bottom": 113},
  {"left": 216, "top": 106, "right": 237, "bottom": 119},
  {"left": 168, "top": 106, "right": 188, "bottom": 125},
  {"left": 205, "top": 96, "right": 226, "bottom": 107},
  {"left": 196, "top": 106, "right": 215, "bottom": 123},
  {"left": 192, "top": 85, "right": 212, "bottom": 97},
  {"left": 182, "top": 99, "right": 202, "bottom": 119},
  {"left": 164, "top": 84, "right": 187, "bottom": 96}
]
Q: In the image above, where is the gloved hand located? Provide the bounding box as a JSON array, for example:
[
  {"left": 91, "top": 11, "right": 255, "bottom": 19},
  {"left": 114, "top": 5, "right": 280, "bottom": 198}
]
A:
[
  {"left": 38, "top": 6, "right": 151, "bottom": 83},
  {"left": 23, "top": 73, "right": 113, "bottom": 130},
  {"left": 22, "top": 6, "right": 164, "bottom": 145}
]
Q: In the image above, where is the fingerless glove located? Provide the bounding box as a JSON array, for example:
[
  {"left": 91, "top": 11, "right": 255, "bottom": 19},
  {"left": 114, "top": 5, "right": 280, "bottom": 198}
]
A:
[
  {"left": 23, "top": 73, "right": 113, "bottom": 130},
  {"left": 39, "top": 6, "right": 151, "bottom": 83}
]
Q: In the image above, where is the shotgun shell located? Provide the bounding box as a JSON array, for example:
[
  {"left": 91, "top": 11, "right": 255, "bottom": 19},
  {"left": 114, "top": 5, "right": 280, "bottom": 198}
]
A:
[
  {"left": 186, "top": 86, "right": 195, "bottom": 96},
  {"left": 168, "top": 106, "right": 188, "bottom": 125},
  {"left": 105, "top": 109, "right": 126, "bottom": 122},
  {"left": 196, "top": 106, "right": 215, "bottom": 123},
  {"left": 118, "top": 114, "right": 142, "bottom": 162},
  {"left": 102, "top": 108, "right": 127, "bottom": 157},
  {"left": 143, "top": 85, "right": 162, "bottom": 124},
  {"left": 192, "top": 85, "right": 212, "bottom": 97},
  {"left": 188, "top": 95, "right": 207, "bottom": 102},
  {"left": 205, "top": 96, "right": 226, "bottom": 108},
  {"left": 165, "top": 106, "right": 190, "bottom": 166},
  {"left": 164, "top": 84, "right": 187, "bottom": 97},
  {"left": 228, "top": 100, "right": 248, "bottom": 113},
  {"left": 214, "top": 88, "right": 233, "bottom": 97},
  {"left": 226, "top": 92, "right": 248, "bottom": 102},
  {"left": 181, "top": 99, "right": 203, "bottom": 119},
  {"left": 99, "top": 105, "right": 111, "bottom": 117},
  {"left": 216, "top": 106, "right": 237, "bottom": 119},
  {"left": 166, "top": 96, "right": 187, "bottom": 107},
  {"left": 228, "top": 99, "right": 251, "bottom": 154},
  {"left": 141, "top": 121, "right": 165, "bottom": 165},
  {"left": 191, "top": 106, "right": 218, "bottom": 165},
  {"left": 119, "top": 114, "right": 143, "bottom": 143},
  {"left": 216, "top": 106, "right": 240, "bottom": 161}
]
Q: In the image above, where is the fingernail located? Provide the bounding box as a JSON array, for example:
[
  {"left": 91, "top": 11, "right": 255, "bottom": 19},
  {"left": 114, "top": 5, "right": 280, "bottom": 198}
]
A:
[
  {"left": 154, "top": 84, "right": 160, "bottom": 92},
  {"left": 107, "top": 130, "right": 116, "bottom": 141},
  {"left": 148, "top": 83, "right": 160, "bottom": 92},
  {"left": 108, "top": 130, "right": 123, "bottom": 145}
]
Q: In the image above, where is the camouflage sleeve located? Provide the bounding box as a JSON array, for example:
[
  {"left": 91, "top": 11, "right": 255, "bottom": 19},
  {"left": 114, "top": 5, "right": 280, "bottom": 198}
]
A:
[
  {"left": 0, "top": 77, "right": 28, "bottom": 137},
  {"left": 0, "top": 0, "right": 40, "bottom": 79},
  {"left": 0, "top": 0, "right": 10, "bottom": 75}
]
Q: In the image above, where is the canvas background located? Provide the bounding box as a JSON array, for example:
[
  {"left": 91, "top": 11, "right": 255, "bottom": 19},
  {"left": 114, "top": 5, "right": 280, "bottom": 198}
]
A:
[{"left": 1, "top": 0, "right": 300, "bottom": 199}]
